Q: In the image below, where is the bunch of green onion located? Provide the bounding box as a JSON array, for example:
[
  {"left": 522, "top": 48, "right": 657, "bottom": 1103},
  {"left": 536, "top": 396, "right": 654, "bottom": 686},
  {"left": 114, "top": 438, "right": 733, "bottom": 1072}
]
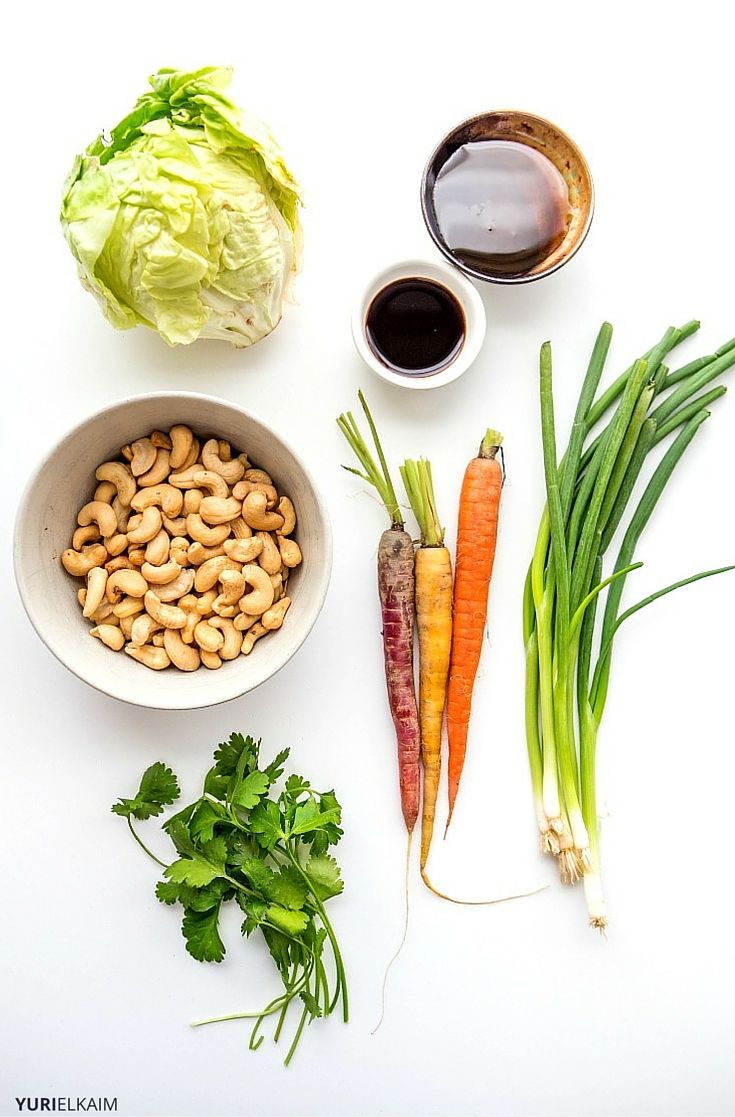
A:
[{"left": 524, "top": 321, "right": 735, "bottom": 930}]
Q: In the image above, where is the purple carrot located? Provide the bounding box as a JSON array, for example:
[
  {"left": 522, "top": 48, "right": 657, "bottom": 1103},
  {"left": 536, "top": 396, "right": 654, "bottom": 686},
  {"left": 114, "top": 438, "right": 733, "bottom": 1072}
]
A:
[{"left": 337, "top": 392, "right": 420, "bottom": 832}]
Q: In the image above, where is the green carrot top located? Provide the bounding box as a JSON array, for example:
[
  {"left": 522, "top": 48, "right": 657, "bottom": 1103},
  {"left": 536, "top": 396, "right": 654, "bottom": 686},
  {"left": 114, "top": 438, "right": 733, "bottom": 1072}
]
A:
[
  {"left": 337, "top": 390, "right": 403, "bottom": 527},
  {"left": 400, "top": 458, "right": 444, "bottom": 548}
]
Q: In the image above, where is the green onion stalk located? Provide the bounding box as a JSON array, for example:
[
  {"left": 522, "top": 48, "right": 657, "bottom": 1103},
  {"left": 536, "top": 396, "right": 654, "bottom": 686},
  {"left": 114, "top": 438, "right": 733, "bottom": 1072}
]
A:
[{"left": 524, "top": 320, "right": 735, "bottom": 930}]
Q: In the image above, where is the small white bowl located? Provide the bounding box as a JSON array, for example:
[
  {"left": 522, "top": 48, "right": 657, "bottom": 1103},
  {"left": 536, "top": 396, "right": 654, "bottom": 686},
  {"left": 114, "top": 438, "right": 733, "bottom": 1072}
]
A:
[
  {"left": 14, "top": 392, "right": 332, "bottom": 710},
  {"left": 351, "top": 258, "right": 486, "bottom": 390}
]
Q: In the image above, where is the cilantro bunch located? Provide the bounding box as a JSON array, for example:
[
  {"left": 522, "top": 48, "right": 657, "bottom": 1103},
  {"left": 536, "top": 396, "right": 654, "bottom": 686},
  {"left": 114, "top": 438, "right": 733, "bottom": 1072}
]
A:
[{"left": 112, "top": 734, "right": 347, "bottom": 1065}]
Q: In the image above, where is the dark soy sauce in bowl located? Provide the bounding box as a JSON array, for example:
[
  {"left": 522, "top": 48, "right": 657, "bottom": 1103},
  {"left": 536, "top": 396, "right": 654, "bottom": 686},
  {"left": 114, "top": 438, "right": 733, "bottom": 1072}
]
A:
[{"left": 365, "top": 277, "right": 465, "bottom": 376}]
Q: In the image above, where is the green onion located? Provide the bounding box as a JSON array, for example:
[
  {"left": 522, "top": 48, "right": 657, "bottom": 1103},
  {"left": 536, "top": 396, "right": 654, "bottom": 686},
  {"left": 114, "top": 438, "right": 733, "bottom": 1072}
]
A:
[{"left": 524, "top": 322, "right": 735, "bottom": 930}]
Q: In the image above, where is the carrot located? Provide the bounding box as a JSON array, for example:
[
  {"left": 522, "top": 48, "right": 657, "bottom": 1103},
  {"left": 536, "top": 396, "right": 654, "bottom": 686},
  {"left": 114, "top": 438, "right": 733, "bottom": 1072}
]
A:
[
  {"left": 445, "top": 428, "right": 504, "bottom": 830},
  {"left": 337, "top": 392, "right": 420, "bottom": 832},
  {"left": 400, "top": 459, "right": 452, "bottom": 875}
]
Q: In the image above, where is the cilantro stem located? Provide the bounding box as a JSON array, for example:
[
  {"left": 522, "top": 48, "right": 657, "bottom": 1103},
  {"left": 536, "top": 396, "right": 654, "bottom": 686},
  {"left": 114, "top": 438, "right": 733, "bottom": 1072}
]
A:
[
  {"left": 126, "top": 817, "right": 169, "bottom": 869},
  {"left": 284, "top": 1003, "right": 310, "bottom": 1067},
  {"left": 286, "top": 848, "right": 349, "bottom": 1022}
]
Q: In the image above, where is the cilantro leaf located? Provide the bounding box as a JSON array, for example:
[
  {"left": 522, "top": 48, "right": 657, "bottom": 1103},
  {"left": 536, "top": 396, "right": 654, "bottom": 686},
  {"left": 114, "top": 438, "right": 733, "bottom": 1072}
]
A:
[
  {"left": 305, "top": 854, "right": 344, "bottom": 900},
  {"left": 240, "top": 857, "right": 276, "bottom": 895},
  {"left": 226, "top": 830, "right": 260, "bottom": 869},
  {"left": 239, "top": 897, "right": 268, "bottom": 936},
  {"left": 250, "top": 799, "right": 283, "bottom": 850},
  {"left": 265, "top": 905, "right": 309, "bottom": 936},
  {"left": 202, "top": 766, "right": 229, "bottom": 802},
  {"left": 264, "top": 749, "right": 290, "bottom": 783},
  {"left": 190, "top": 800, "right": 227, "bottom": 844},
  {"left": 291, "top": 799, "right": 342, "bottom": 838},
  {"left": 213, "top": 733, "right": 258, "bottom": 777},
  {"left": 284, "top": 773, "right": 310, "bottom": 796},
  {"left": 165, "top": 837, "right": 227, "bottom": 888},
  {"left": 166, "top": 857, "right": 222, "bottom": 888},
  {"left": 266, "top": 866, "right": 309, "bottom": 910},
  {"left": 300, "top": 989, "right": 323, "bottom": 1018},
  {"left": 182, "top": 905, "right": 226, "bottom": 963},
  {"left": 112, "top": 762, "right": 180, "bottom": 821},
  {"left": 155, "top": 880, "right": 182, "bottom": 906},
  {"left": 232, "top": 770, "right": 270, "bottom": 811}
]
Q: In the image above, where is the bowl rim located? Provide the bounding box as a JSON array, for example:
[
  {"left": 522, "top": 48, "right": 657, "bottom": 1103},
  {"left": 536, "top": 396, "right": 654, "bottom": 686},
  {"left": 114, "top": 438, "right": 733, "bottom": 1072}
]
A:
[
  {"left": 13, "top": 390, "right": 333, "bottom": 710},
  {"left": 420, "top": 108, "right": 595, "bottom": 286},
  {"left": 350, "top": 256, "right": 487, "bottom": 390}
]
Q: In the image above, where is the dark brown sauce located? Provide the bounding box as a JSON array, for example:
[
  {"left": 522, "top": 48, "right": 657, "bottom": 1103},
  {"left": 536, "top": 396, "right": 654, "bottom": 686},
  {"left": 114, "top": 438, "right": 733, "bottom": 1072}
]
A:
[
  {"left": 365, "top": 278, "right": 465, "bottom": 376},
  {"left": 432, "top": 139, "right": 571, "bottom": 278}
]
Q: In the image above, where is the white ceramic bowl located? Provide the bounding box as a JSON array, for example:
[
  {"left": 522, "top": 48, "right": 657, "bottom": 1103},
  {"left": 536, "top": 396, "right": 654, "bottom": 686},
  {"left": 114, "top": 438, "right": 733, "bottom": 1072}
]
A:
[
  {"left": 351, "top": 257, "right": 486, "bottom": 390},
  {"left": 14, "top": 392, "right": 332, "bottom": 710}
]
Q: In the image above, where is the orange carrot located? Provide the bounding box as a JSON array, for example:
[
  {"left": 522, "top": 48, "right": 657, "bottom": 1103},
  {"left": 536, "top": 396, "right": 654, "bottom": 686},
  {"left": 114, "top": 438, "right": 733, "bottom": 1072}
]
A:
[{"left": 445, "top": 429, "right": 504, "bottom": 830}]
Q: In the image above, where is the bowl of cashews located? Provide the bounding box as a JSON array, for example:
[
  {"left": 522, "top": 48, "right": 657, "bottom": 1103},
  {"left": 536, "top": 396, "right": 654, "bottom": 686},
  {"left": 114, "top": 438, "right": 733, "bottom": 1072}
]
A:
[{"left": 14, "top": 392, "right": 332, "bottom": 709}]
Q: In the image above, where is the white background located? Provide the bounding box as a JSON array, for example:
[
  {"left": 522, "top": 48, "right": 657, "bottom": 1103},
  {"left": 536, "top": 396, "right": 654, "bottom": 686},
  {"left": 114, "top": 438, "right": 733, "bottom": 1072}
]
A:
[{"left": 2, "top": 3, "right": 735, "bottom": 1115}]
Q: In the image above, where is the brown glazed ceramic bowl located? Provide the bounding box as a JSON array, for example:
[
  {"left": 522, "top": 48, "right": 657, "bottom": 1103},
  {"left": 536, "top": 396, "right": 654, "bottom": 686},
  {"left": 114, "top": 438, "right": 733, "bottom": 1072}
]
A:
[{"left": 421, "top": 110, "right": 594, "bottom": 284}]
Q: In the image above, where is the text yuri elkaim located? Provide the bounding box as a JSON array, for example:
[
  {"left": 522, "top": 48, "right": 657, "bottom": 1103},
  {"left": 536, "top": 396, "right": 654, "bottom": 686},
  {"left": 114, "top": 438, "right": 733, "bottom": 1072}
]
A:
[{"left": 14, "top": 1099, "right": 117, "bottom": 1112}]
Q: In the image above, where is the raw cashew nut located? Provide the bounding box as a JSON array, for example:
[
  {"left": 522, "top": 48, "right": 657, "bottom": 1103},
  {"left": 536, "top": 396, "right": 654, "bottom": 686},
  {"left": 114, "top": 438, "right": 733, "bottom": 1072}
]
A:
[
  {"left": 200, "top": 649, "right": 222, "bottom": 670},
  {"left": 256, "top": 531, "right": 282, "bottom": 575},
  {"left": 193, "top": 620, "right": 225, "bottom": 653},
  {"left": 194, "top": 555, "right": 241, "bottom": 593},
  {"left": 189, "top": 469, "right": 227, "bottom": 500},
  {"left": 169, "top": 425, "right": 194, "bottom": 470},
  {"left": 130, "top": 438, "right": 157, "bottom": 477},
  {"left": 278, "top": 536, "right": 303, "bottom": 569},
  {"left": 128, "top": 547, "right": 146, "bottom": 567},
  {"left": 262, "top": 596, "right": 291, "bottom": 631},
  {"left": 95, "top": 462, "right": 136, "bottom": 506},
  {"left": 72, "top": 525, "right": 100, "bottom": 551},
  {"left": 213, "top": 569, "right": 246, "bottom": 615},
  {"left": 234, "top": 612, "right": 259, "bottom": 631},
  {"left": 209, "top": 617, "right": 243, "bottom": 660},
  {"left": 238, "top": 564, "right": 276, "bottom": 616},
  {"left": 155, "top": 568, "right": 195, "bottom": 602},
  {"left": 127, "top": 506, "right": 162, "bottom": 545},
  {"left": 62, "top": 544, "right": 107, "bottom": 577},
  {"left": 199, "top": 496, "right": 242, "bottom": 526},
  {"left": 169, "top": 537, "right": 191, "bottom": 567},
  {"left": 243, "top": 469, "right": 273, "bottom": 484},
  {"left": 241, "top": 491, "right": 284, "bottom": 532},
  {"left": 106, "top": 569, "right": 148, "bottom": 603},
  {"left": 188, "top": 541, "right": 226, "bottom": 566},
  {"left": 151, "top": 430, "right": 173, "bottom": 450},
  {"left": 277, "top": 497, "right": 296, "bottom": 536},
  {"left": 138, "top": 449, "right": 171, "bottom": 487},
  {"left": 186, "top": 515, "right": 231, "bottom": 547},
  {"left": 131, "top": 485, "right": 183, "bottom": 518},
  {"left": 168, "top": 466, "right": 202, "bottom": 489},
  {"left": 144, "top": 529, "right": 170, "bottom": 566},
  {"left": 178, "top": 595, "right": 200, "bottom": 643},
  {"left": 124, "top": 644, "right": 170, "bottom": 670},
  {"left": 163, "top": 627, "right": 200, "bottom": 671},
  {"left": 130, "top": 613, "right": 164, "bottom": 647},
  {"left": 201, "top": 440, "right": 245, "bottom": 485},
  {"left": 90, "top": 625, "right": 125, "bottom": 651},
  {"left": 121, "top": 444, "right": 134, "bottom": 462},
  {"left": 83, "top": 567, "right": 108, "bottom": 618},
  {"left": 233, "top": 480, "right": 278, "bottom": 507},
  {"left": 224, "top": 537, "right": 263, "bottom": 564},
  {"left": 141, "top": 560, "right": 181, "bottom": 585},
  {"left": 112, "top": 497, "right": 132, "bottom": 533},
  {"left": 218, "top": 440, "right": 232, "bottom": 462},
  {"left": 105, "top": 556, "right": 134, "bottom": 574},
  {"left": 195, "top": 589, "right": 217, "bottom": 617},
  {"left": 241, "top": 622, "right": 267, "bottom": 655},
  {"left": 106, "top": 533, "right": 129, "bottom": 557},
  {"left": 90, "top": 601, "right": 116, "bottom": 624},
  {"left": 77, "top": 501, "right": 118, "bottom": 539},
  {"left": 183, "top": 489, "right": 203, "bottom": 516},
  {"left": 112, "top": 596, "right": 145, "bottom": 619},
  {"left": 230, "top": 518, "right": 253, "bottom": 540},
  {"left": 119, "top": 615, "right": 136, "bottom": 639},
  {"left": 162, "top": 515, "right": 188, "bottom": 538},
  {"left": 179, "top": 437, "right": 201, "bottom": 472},
  {"left": 144, "top": 591, "right": 186, "bottom": 630},
  {"left": 94, "top": 480, "right": 117, "bottom": 504}
]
